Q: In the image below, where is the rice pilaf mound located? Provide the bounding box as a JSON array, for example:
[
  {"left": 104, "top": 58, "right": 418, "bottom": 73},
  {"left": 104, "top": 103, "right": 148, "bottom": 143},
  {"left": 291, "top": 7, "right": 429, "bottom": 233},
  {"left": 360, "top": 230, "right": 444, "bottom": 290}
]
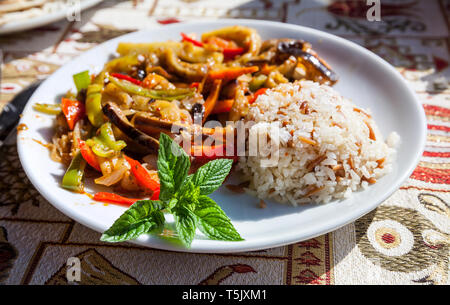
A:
[{"left": 238, "top": 80, "right": 399, "bottom": 205}]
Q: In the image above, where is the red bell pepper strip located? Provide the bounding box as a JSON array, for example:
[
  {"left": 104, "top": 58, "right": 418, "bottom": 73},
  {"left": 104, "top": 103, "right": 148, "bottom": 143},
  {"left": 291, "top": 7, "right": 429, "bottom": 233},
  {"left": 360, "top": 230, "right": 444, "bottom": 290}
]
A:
[
  {"left": 93, "top": 192, "right": 139, "bottom": 206},
  {"left": 181, "top": 33, "right": 204, "bottom": 47},
  {"left": 61, "top": 98, "right": 85, "bottom": 130},
  {"left": 150, "top": 188, "right": 160, "bottom": 200},
  {"left": 248, "top": 87, "right": 268, "bottom": 104},
  {"left": 189, "top": 82, "right": 200, "bottom": 89},
  {"left": 124, "top": 155, "right": 160, "bottom": 193},
  {"left": 211, "top": 99, "right": 234, "bottom": 114},
  {"left": 222, "top": 47, "right": 245, "bottom": 60},
  {"left": 78, "top": 139, "right": 101, "bottom": 171},
  {"left": 110, "top": 73, "right": 142, "bottom": 85}
]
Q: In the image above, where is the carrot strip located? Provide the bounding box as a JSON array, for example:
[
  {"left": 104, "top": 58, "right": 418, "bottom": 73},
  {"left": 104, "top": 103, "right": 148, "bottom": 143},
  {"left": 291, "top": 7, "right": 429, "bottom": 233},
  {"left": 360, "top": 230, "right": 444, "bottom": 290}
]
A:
[
  {"left": 202, "top": 79, "right": 222, "bottom": 123},
  {"left": 208, "top": 66, "right": 259, "bottom": 81},
  {"left": 211, "top": 99, "right": 234, "bottom": 114}
]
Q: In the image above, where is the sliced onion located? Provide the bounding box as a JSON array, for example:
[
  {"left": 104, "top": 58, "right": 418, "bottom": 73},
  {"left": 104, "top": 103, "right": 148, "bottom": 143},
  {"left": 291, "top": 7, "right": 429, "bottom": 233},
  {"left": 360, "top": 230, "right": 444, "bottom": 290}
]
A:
[{"left": 94, "top": 158, "right": 128, "bottom": 186}]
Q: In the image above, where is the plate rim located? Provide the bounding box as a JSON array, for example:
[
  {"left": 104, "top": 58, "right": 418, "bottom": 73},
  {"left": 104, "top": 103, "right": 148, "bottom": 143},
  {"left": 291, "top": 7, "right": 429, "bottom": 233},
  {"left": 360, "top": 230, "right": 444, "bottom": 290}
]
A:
[
  {"left": 0, "top": 0, "right": 102, "bottom": 35},
  {"left": 16, "top": 19, "right": 427, "bottom": 253}
]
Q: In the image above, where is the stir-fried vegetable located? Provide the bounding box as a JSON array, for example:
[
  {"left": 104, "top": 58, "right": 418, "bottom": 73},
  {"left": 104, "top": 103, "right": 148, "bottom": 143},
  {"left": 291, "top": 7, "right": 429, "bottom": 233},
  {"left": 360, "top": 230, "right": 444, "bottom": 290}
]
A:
[
  {"left": 107, "top": 74, "right": 195, "bottom": 101},
  {"left": 211, "top": 99, "right": 234, "bottom": 114},
  {"left": 94, "top": 157, "right": 128, "bottom": 186},
  {"left": 61, "top": 98, "right": 85, "bottom": 130},
  {"left": 110, "top": 73, "right": 142, "bottom": 85},
  {"left": 248, "top": 87, "right": 268, "bottom": 104},
  {"left": 249, "top": 74, "right": 267, "bottom": 92},
  {"left": 72, "top": 70, "right": 91, "bottom": 92},
  {"left": 61, "top": 151, "right": 86, "bottom": 192},
  {"left": 86, "top": 122, "right": 126, "bottom": 158},
  {"left": 93, "top": 192, "right": 139, "bottom": 206},
  {"left": 124, "top": 155, "right": 160, "bottom": 195},
  {"left": 202, "top": 79, "right": 222, "bottom": 123},
  {"left": 78, "top": 139, "right": 101, "bottom": 171},
  {"left": 181, "top": 32, "right": 203, "bottom": 47},
  {"left": 208, "top": 66, "right": 259, "bottom": 81},
  {"left": 85, "top": 84, "right": 104, "bottom": 127},
  {"left": 33, "top": 103, "right": 61, "bottom": 115}
]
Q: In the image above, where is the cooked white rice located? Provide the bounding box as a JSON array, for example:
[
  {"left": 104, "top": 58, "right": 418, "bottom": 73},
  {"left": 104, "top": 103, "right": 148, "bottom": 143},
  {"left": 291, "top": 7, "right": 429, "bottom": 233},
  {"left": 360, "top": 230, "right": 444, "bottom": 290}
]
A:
[{"left": 238, "top": 80, "right": 399, "bottom": 205}]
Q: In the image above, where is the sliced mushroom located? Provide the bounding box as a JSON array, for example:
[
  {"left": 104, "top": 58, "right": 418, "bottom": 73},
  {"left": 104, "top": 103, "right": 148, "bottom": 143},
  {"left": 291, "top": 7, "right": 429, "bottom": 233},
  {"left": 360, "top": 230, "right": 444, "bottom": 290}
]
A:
[
  {"left": 133, "top": 111, "right": 231, "bottom": 142},
  {"left": 102, "top": 102, "right": 159, "bottom": 152},
  {"left": 277, "top": 40, "right": 338, "bottom": 85}
]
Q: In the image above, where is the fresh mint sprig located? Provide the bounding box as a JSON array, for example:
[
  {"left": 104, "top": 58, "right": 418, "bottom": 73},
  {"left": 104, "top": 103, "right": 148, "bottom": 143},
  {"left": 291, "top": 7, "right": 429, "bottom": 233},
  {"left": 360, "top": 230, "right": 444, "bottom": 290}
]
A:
[{"left": 100, "top": 133, "right": 243, "bottom": 248}]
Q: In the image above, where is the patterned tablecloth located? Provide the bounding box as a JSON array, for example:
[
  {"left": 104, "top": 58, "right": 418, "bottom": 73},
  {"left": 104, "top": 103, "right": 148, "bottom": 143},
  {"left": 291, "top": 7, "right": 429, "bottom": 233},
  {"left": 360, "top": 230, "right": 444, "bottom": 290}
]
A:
[{"left": 0, "top": 0, "right": 449, "bottom": 285}]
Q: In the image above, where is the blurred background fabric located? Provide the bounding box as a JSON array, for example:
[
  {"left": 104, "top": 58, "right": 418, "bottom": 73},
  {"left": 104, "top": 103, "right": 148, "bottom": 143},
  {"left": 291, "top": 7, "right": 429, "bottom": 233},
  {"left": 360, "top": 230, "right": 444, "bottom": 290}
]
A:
[{"left": 0, "top": 0, "right": 449, "bottom": 285}]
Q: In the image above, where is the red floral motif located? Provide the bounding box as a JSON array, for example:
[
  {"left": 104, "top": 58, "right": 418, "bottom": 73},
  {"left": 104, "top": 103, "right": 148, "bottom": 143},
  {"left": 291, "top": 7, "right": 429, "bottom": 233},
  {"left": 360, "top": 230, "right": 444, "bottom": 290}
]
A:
[
  {"left": 157, "top": 18, "right": 181, "bottom": 25},
  {"left": 297, "top": 238, "right": 322, "bottom": 249},
  {"left": 293, "top": 269, "right": 322, "bottom": 284},
  {"left": 295, "top": 251, "right": 322, "bottom": 266},
  {"left": 381, "top": 233, "right": 395, "bottom": 244}
]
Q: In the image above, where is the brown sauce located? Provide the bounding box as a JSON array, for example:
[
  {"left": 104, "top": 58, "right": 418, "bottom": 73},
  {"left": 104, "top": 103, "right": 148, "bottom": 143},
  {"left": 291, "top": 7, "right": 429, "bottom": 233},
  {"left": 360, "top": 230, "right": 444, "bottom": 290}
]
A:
[
  {"left": 17, "top": 123, "right": 28, "bottom": 132},
  {"left": 32, "top": 138, "right": 51, "bottom": 149}
]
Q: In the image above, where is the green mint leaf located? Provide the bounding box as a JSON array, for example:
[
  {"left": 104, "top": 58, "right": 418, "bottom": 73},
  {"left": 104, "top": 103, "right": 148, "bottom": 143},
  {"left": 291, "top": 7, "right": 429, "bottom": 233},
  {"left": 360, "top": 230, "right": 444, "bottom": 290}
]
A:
[
  {"left": 173, "top": 206, "right": 197, "bottom": 248},
  {"left": 178, "top": 175, "right": 201, "bottom": 206},
  {"left": 192, "top": 158, "right": 233, "bottom": 195},
  {"left": 193, "top": 195, "right": 243, "bottom": 241},
  {"left": 157, "top": 133, "right": 190, "bottom": 202},
  {"left": 100, "top": 200, "right": 165, "bottom": 243},
  {"left": 178, "top": 174, "right": 194, "bottom": 197},
  {"left": 167, "top": 198, "right": 178, "bottom": 211}
]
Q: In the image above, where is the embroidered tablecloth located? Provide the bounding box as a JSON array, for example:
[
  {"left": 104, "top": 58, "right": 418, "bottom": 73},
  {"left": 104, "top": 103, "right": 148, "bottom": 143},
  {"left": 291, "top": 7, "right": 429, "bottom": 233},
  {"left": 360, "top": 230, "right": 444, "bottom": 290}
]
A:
[{"left": 0, "top": 0, "right": 449, "bottom": 285}]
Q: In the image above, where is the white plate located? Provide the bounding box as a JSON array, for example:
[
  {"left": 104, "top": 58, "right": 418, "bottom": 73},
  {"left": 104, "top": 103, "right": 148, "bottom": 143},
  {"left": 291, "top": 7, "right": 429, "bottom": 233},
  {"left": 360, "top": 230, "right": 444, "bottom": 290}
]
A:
[
  {"left": 0, "top": 0, "right": 102, "bottom": 35},
  {"left": 17, "top": 19, "right": 426, "bottom": 253}
]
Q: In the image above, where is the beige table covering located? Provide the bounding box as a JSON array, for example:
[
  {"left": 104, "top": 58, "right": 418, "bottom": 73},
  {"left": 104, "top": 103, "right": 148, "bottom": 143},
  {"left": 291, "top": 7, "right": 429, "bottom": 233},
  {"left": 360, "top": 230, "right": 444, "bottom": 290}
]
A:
[{"left": 0, "top": 0, "right": 449, "bottom": 285}]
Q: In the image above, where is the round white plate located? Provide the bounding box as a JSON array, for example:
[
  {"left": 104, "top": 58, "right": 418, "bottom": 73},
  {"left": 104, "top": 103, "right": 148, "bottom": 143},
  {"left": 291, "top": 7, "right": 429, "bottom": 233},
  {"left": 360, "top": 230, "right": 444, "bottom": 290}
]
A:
[
  {"left": 17, "top": 19, "right": 426, "bottom": 253},
  {"left": 0, "top": 0, "right": 102, "bottom": 35}
]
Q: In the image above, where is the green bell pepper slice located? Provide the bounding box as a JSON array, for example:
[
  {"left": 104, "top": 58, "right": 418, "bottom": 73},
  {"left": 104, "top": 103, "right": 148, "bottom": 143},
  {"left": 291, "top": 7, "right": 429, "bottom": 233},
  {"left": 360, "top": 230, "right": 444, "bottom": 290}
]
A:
[
  {"left": 86, "top": 137, "right": 115, "bottom": 158},
  {"left": 33, "top": 103, "right": 61, "bottom": 115},
  {"left": 73, "top": 70, "right": 91, "bottom": 92},
  {"left": 107, "top": 74, "right": 195, "bottom": 101},
  {"left": 99, "top": 122, "right": 126, "bottom": 151},
  {"left": 86, "top": 122, "right": 126, "bottom": 157},
  {"left": 249, "top": 74, "right": 267, "bottom": 92},
  {"left": 62, "top": 152, "right": 86, "bottom": 192},
  {"left": 86, "top": 84, "right": 104, "bottom": 127}
]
